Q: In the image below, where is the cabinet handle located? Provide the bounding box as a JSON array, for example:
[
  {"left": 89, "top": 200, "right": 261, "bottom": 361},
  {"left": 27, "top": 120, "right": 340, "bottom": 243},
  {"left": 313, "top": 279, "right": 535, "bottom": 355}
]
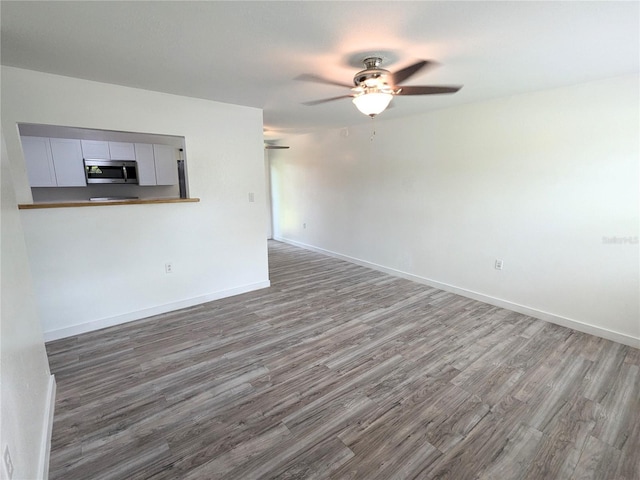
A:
[{"left": 122, "top": 165, "right": 128, "bottom": 182}]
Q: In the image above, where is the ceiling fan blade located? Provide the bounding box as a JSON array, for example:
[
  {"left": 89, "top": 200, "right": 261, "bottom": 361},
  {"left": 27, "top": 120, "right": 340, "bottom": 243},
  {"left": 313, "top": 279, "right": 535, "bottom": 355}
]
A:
[
  {"left": 295, "top": 73, "right": 353, "bottom": 89},
  {"left": 264, "top": 145, "right": 290, "bottom": 150},
  {"left": 391, "top": 60, "right": 434, "bottom": 85},
  {"left": 395, "top": 85, "right": 462, "bottom": 95},
  {"left": 302, "top": 95, "right": 353, "bottom": 106}
]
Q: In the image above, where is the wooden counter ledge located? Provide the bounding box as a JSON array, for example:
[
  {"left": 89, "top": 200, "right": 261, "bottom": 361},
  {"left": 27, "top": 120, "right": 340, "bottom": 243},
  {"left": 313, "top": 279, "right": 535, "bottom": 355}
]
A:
[{"left": 18, "top": 198, "right": 200, "bottom": 209}]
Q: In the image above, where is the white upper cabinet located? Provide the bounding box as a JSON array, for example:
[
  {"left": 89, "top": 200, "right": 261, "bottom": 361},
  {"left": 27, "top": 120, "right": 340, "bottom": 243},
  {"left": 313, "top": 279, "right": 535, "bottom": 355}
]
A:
[
  {"left": 49, "top": 138, "right": 86, "bottom": 187},
  {"left": 81, "top": 140, "right": 110, "bottom": 159},
  {"left": 80, "top": 141, "right": 137, "bottom": 160},
  {"left": 134, "top": 143, "right": 156, "bottom": 185},
  {"left": 22, "top": 137, "right": 86, "bottom": 187},
  {"left": 153, "top": 144, "right": 179, "bottom": 185},
  {"left": 21, "top": 136, "right": 57, "bottom": 187},
  {"left": 108, "top": 142, "right": 136, "bottom": 160},
  {"left": 135, "top": 143, "right": 179, "bottom": 186}
]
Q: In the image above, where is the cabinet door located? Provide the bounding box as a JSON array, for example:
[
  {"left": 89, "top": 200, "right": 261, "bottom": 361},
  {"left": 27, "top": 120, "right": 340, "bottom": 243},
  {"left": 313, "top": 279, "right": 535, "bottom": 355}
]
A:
[
  {"left": 109, "top": 142, "right": 136, "bottom": 160},
  {"left": 134, "top": 143, "right": 156, "bottom": 185},
  {"left": 153, "top": 144, "right": 179, "bottom": 185},
  {"left": 21, "top": 136, "right": 57, "bottom": 187},
  {"left": 81, "top": 140, "right": 110, "bottom": 159},
  {"left": 50, "top": 138, "right": 86, "bottom": 187}
]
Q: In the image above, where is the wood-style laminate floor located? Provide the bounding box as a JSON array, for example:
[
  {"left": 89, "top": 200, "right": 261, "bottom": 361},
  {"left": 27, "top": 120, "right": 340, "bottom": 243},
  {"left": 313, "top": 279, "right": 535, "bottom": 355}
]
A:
[{"left": 46, "top": 241, "right": 640, "bottom": 480}]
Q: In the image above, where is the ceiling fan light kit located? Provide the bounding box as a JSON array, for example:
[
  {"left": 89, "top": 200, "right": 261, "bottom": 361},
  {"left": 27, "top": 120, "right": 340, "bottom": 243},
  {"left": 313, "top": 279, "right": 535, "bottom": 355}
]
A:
[
  {"left": 352, "top": 91, "right": 393, "bottom": 117},
  {"left": 300, "top": 56, "right": 462, "bottom": 118}
]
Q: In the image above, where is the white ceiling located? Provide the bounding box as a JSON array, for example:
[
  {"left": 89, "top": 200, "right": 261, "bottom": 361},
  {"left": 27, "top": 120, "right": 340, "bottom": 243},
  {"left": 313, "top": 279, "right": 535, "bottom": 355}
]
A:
[{"left": 1, "top": 1, "right": 638, "bottom": 141}]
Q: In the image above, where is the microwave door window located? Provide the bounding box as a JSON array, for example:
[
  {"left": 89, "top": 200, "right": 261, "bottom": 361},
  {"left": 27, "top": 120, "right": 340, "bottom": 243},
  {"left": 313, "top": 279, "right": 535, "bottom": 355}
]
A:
[
  {"left": 87, "top": 166, "right": 101, "bottom": 179},
  {"left": 87, "top": 165, "right": 122, "bottom": 179},
  {"left": 124, "top": 165, "right": 138, "bottom": 182}
]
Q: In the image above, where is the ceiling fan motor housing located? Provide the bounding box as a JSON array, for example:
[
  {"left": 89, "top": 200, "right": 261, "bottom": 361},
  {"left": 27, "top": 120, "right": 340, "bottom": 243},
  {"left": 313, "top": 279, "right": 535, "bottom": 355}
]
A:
[{"left": 353, "top": 57, "right": 391, "bottom": 88}]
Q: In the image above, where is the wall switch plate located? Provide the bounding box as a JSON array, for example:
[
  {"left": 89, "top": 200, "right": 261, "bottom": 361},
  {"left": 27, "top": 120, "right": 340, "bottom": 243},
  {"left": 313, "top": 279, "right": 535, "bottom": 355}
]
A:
[
  {"left": 495, "top": 259, "right": 504, "bottom": 270},
  {"left": 165, "top": 262, "right": 173, "bottom": 274},
  {"left": 4, "top": 445, "right": 14, "bottom": 480}
]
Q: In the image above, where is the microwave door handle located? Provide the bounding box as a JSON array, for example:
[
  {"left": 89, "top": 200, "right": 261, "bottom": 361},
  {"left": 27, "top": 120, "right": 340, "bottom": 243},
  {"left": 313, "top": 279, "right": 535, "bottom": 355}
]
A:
[{"left": 122, "top": 165, "right": 128, "bottom": 182}]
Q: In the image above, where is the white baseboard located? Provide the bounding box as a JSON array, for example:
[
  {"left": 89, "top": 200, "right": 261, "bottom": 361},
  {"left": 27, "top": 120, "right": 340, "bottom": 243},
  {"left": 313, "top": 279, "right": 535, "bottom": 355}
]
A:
[
  {"left": 275, "top": 237, "right": 640, "bottom": 349},
  {"left": 43, "top": 281, "right": 271, "bottom": 342},
  {"left": 39, "top": 374, "right": 56, "bottom": 480}
]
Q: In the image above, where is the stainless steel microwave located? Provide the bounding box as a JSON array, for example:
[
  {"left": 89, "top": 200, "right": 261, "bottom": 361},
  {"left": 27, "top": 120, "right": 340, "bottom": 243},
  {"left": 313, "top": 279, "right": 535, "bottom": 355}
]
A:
[{"left": 84, "top": 159, "right": 138, "bottom": 184}]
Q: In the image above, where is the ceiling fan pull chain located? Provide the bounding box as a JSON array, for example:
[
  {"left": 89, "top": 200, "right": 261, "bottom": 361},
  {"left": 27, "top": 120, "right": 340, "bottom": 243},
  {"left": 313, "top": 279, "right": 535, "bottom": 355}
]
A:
[{"left": 370, "top": 116, "right": 376, "bottom": 142}]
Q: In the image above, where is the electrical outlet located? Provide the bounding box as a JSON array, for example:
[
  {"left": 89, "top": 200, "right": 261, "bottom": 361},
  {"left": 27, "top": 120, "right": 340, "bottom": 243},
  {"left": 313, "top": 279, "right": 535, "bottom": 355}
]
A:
[
  {"left": 495, "top": 259, "right": 504, "bottom": 270},
  {"left": 165, "top": 262, "right": 173, "bottom": 274},
  {"left": 248, "top": 192, "right": 255, "bottom": 203},
  {"left": 303, "top": 223, "right": 306, "bottom": 229},
  {"left": 4, "top": 445, "right": 14, "bottom": 480}
]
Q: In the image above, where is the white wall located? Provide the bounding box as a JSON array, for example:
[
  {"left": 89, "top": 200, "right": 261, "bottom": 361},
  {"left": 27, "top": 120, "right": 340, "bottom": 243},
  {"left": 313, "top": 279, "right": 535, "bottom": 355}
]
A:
[
  {"left": 272, "top": 75, "right": 640, "bottom": 347},
  {"left": 264, "top": 150, "right": 274, "bottom": 239},
  {"left": 1, "top": 67, "right": 269, "bottom": 339},
  {"left": 1, "top": 132, "right": 55, "bottom": 479}
]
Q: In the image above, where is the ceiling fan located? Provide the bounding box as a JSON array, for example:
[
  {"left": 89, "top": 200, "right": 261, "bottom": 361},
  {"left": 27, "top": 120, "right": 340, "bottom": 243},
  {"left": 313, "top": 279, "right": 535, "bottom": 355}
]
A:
[{"left": 299, "top": 57, "right": 462, "bottom": 117}]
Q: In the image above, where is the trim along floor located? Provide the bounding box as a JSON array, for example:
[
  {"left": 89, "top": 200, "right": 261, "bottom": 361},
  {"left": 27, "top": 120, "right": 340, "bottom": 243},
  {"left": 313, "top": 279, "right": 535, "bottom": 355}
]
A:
[{"left": 46, "top": 240, "right": 640, "bottom": 479}]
